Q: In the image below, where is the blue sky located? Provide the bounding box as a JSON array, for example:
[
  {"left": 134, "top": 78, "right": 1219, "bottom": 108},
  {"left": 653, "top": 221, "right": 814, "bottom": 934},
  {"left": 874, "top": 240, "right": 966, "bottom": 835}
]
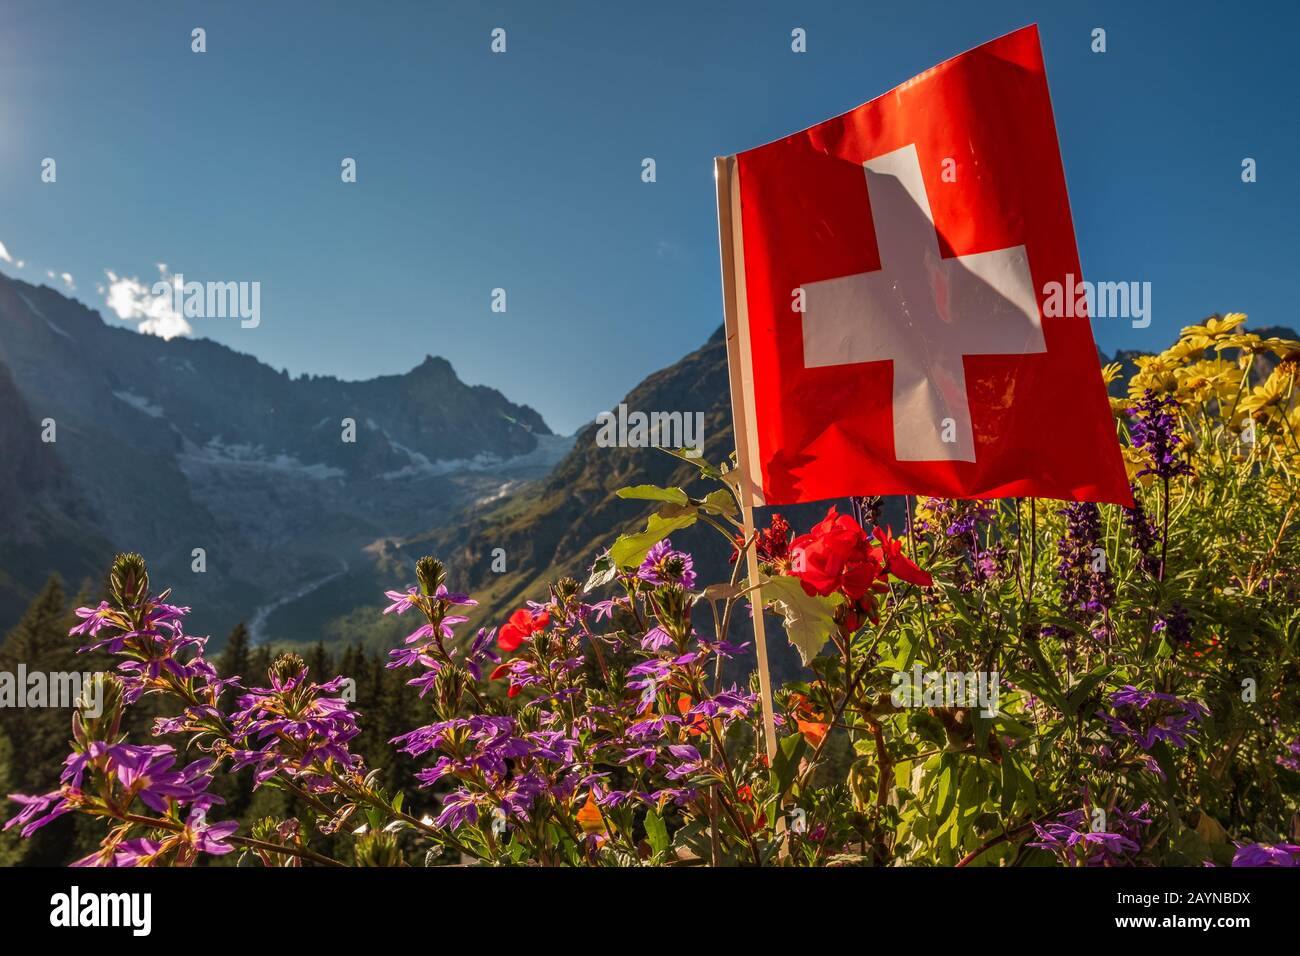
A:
[{"left": 1, "top": 1, "right": 1295, "bottom": 433}]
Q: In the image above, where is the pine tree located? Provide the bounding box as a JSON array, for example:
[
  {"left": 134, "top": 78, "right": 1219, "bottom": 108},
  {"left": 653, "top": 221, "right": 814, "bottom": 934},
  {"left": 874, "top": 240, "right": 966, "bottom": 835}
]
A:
[
  {"left": 0, "top": 729, "right": 22, "bottom": 865},
  {"left": 308, "top": 641, "right": 332, "bottom": 683},
  {"left": 218, "top": 622, "right": 252, "bottom": 684},
  {"left": 0, "top": 576, "right": 110, "bottom": 865}
]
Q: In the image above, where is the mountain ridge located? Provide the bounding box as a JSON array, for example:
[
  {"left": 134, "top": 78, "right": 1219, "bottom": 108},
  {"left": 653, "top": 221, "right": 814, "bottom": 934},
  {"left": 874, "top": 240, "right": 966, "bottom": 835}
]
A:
[{"left": 0, "top": 270, "right": 568, "bottom": 638}]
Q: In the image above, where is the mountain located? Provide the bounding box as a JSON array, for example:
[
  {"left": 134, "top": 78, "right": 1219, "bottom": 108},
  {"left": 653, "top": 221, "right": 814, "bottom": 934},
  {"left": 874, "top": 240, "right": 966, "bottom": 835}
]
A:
[
  {"left": 302, "top": 319, "right": 1298, "bottom": 661},
  {"left": 277, "top": 328, "right": 838, "bottom": 685},
  {"left": 4, "top": 271, "right": 1290, "bottom": 656},
  {"left": 0, "top": 360, "right": 112, "bottom": 623},
  {"left": 1101, "top": 322, "right": 1298, "bottom": 398},
  {"left": 0, "top": 271, "right": 571, "bottom": 640}
]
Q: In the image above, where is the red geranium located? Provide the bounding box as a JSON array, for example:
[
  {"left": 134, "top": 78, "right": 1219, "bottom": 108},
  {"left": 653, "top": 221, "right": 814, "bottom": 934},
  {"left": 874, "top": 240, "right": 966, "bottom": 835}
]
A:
[
  {"left": 497, "top": 607, "right": 549, "bottom": 651},
  {"left": 870, "top": 526, "right": 933, "bottom": 587},
  {"left": 789, "top": 506, "right": 883, "bottom": 600}
]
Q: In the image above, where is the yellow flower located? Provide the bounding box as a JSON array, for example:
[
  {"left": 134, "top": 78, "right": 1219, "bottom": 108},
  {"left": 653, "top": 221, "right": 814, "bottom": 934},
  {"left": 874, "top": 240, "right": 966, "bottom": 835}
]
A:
[
  {"left": 1181, "top": 312, "right": 1247, "bottom": 342},
  {"left": 1101, "top": 362, "right": 1123, "bottom": 386},
  {"left": 1128, "top": 356, "right": 1178, "bottom": 399},
  {"left": 1251, "top": 338, "right": 1300, "bottom": 361},
  {"left": 1238, "top": 368, "right": 1296, "bottom": 421},
  {"left": 1159, "top": 338, "right": 1207, "bottom": 364},
  {"left": 1213, "top": 332, "right": 1262, "bottom": 354},
  {"left": 1122, "top": 446, "right": 1154, "bottom": 487}
]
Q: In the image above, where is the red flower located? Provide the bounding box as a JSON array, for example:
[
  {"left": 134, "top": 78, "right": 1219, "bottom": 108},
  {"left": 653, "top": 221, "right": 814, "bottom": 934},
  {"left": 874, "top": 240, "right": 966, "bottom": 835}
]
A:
[
  {"left": 870, "top": 526, "right": 933, "bottom": 587},
  {"left": 497, "top": 607, "right": 549, "bottom": 651},
  {"left": 733, "top": 513, "right": 794, "bottom": 565},
  {"left": 789, "top": 507, "right": 883, "bottom": 600},
  {"left": 489, "top": 662, "right": 522, "bottom": 698}
]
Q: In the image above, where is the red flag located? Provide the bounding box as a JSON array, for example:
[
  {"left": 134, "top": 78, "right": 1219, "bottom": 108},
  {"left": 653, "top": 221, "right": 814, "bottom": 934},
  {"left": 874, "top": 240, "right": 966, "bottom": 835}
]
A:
[{"left": 717, "top": 25, "right": 1131, "bottom": 508}]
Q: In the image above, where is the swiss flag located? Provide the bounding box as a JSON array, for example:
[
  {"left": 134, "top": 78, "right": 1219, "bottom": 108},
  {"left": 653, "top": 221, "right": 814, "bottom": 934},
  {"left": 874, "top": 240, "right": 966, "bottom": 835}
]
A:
[{"left": 716, "top": 25, "right": 1131, "bottom": 507}]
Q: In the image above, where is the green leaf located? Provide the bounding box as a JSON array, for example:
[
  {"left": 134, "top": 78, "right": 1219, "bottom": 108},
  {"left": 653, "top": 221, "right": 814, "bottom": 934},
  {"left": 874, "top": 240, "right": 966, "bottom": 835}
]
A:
[
  {"left": 583, "top": 551, "right": 618, "bottom": 592},
  {"left": 616, "top": 485, "right": 690, "bottom": 506},
  {"left": 643, "top": 810, "right": 669, "bottom": 857},
  {"left": 658, "top": 447, "right": 723, "bottom": 480},
  {"left": 699, "top": 488, "right": 739, "bottom": 519},
  {"left": 1000, "top": 754, "right": 1020, "bottom": 817},
  {"left": 608, "top": 512, "right": 699, "bottom": 568},
  {"left": 759, "top": 575, "right": 844, "bottom": 665},
  {"left": 1064, "top": 666, "right": 1113, "bottom": 717},
  {"left": 770, "top": 731, "right": 808, "bottom": 797},
  {"left": 698, "top": 582, "right": 745, "bottom": 602},
  {"left": 933, "top": 755, "right": 957, "bottom": 822}
]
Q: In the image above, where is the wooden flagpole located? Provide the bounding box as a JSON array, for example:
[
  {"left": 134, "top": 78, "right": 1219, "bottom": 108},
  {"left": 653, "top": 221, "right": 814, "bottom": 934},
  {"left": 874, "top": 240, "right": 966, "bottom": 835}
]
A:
[{"left": 714, "top": 155, "right": 780, "bottom": 767}]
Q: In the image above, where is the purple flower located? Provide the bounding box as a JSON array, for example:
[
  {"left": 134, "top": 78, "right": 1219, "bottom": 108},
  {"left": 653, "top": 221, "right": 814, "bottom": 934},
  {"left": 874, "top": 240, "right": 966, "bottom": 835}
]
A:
[
  {"left": 1127, "top": 390, "right": 1193, "bottom": 481},
  {"left": 384, "top": 584, "right": 477, "bottom": 616},
  {"left": 110, "top": 745, "right": 218, "bottom": 813},
  {"left": 1100, "top": 686, "right": 1208, "bottom": 751},
  {"left": 72, "top": 838, "right": 163, "bottom": 868},
  {"left": 1055, "top": 502, "right": 1113, "bottom": 618},
  {"left": 182, "top": 807, "right": 238, "bottom": 856},
  {"left": 230, "top": 663, "right": 361, "bottom": 790},
  {"left": 1152, "top": 603, "right": 1193, "bottom": 646},
  {"left": 1121, "top": 487, "right": 1160, "bottom": 576},
  {"left": 1029, "top": 802, "right": 1152, "bottom": 866},
  {"left": 4, "top": 791, "right": 73, "bottom": 838},
  {"left": 637, "top": 540, "right": 697, "bottom": 590},
  {"left": 70, "top": 601, "right": 114, "bottom": 638},
  {"left": 640, "top": 626, "right": 675, "bottom": 651},
  {"left": 436, "top": 789, "right": 482, "bottom": 830},
  {"left": 1232, "top": 842, "right": 1300, "bottom": 867}
]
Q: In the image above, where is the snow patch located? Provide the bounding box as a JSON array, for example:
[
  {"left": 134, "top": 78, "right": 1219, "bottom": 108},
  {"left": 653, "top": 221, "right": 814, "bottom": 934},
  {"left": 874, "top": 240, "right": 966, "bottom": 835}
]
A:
[
  {"left": 180, "top": 436, "right": 346, "bottom": 481},
  {"left": 380, "top": 432, "right": 574, "bottom": 481},
  {"left": 113, "top": 390, "right": 165, "bottom": 418}
]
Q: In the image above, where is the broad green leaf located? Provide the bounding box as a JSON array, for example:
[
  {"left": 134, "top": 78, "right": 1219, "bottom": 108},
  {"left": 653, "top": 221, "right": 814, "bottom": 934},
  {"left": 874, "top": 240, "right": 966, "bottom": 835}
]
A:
[
  {"left": 616, "top": 484, "right": 690, "bottom": 506},
  {"left": 1000, "top": 754, "right": 1020, "bottom": 817},
  {"left": 1064, "top": 666, "right": 1113, "bottom": 717},
  {"left": 658, "top": 446, "right": 724, "bottom": 480},
  {"left": 643, "top": 810, "right": 669, "bottom": 856},
  {"left": 608, "top": 512, "right": 699, "bottom": 569},
  {"left": 933, "top": 755, "right": 957, "bottom": 822},
  {"left": 770, "top": 731, "right": 808, "bottom": 797},
  {"left": 699, "top": 488, "right": 739, "bottom": 519},
  {"left": 760, "top": 575, "right": 844, "bottom": 665}
]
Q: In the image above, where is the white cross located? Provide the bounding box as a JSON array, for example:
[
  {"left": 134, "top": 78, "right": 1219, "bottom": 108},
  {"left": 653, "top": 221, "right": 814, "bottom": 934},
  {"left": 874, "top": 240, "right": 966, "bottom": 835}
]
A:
[{"left": 800, "top": 143, "right": 1045, "bottom": 462}]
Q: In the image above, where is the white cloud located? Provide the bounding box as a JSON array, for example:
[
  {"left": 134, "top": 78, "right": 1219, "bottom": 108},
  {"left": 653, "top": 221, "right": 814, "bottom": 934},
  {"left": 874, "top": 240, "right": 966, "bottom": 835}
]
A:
[
  {"left": 45, "top": 269, "right": 76, "bottom": 290},
  {"left": 103, "top": 267, "right": 193, "bottom": 340},
  {"left": 1, "top": 239, "right": 25, "bottom": 268}
]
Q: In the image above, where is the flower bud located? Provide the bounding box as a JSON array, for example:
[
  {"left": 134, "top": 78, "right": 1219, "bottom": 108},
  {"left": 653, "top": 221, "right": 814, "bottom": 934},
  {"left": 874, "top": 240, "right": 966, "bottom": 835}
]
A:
[
  {"left": 354, "top": 830, "right": 404, "bottom": 867},
  {"left": 432, "top": 665, "right": 467, "bottom": 718},
  {"left": 415, "top": 556, "right": 447, "bottom": 596},
  {"left": 654, "top": 584, "right": 691, "bottom": 641},
  {"left": 71, "top": 673, "right": 124, "bottom": 749},
  {"left": 269, "top": 653, "right": 307, "bottom": 689},
  {"left": 551, "top": 576, "right": 580, "bottom": 608},
  {"left": 107, "top": 552, "right": 150, "bottom": 610}
]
